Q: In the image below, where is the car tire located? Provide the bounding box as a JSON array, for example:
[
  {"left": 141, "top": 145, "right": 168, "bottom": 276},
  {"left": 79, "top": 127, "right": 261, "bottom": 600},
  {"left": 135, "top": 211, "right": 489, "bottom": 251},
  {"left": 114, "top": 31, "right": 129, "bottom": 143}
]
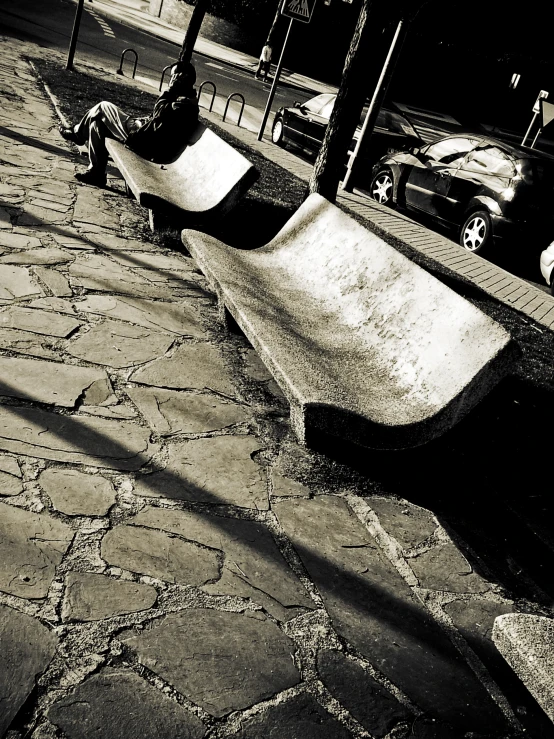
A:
[
  {"left": 550, "top": 276, "right": 554, "bottom": 297},
  {"left": 272, "top": 116, "right": 285, "bottom": 147},
  {"left": 460, "top": 210, "right": 492, "bottom": 255},
  {"left": 370, "top": 169, "right": 395, "bottom": 207}
]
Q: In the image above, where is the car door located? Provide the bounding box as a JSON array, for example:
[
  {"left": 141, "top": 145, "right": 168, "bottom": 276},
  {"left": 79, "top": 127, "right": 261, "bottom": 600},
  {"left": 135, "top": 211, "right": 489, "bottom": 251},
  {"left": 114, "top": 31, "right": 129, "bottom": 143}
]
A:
[
  {"left": 287, "top": 94, "right": 335, "bottom": 152},
  {"left": 300, "top": 94, "right": 336, "bottom": 155},
  {"left": 405, "top": 137, "right": 479, "bottom": 219}
]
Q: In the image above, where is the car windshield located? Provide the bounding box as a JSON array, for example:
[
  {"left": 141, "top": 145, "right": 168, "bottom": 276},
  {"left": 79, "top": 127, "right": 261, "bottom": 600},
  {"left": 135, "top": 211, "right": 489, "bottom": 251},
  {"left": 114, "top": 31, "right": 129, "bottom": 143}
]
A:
[{"left": 302, "top": 93, "right": 336, "bottom": 115}]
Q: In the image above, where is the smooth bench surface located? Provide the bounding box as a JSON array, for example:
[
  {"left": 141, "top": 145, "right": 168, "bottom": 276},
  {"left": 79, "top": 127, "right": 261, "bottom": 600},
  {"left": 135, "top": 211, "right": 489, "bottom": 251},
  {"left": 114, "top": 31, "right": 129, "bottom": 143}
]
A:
[
  {"left": 182, "top": 193, "right": 517, "bottom": 449},
  {"left": 493, "top": 614, "right": 554, "bottom": 723},
  {"left": 106, "top": 123, "right": 257, "bottom": 221}
]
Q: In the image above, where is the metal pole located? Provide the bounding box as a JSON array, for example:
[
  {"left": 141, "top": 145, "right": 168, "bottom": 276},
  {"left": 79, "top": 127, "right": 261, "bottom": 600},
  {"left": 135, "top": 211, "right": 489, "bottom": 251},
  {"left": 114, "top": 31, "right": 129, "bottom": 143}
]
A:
[
  {"left": 522, "top": 112, "right": 538, "bottom": 146},
  {"left": 257, "top": 17, "right": 294, "bottom": 141},
  {"left": 66, "top": 0, "right": 85, "bottom": 71},
  {"left": 341, "top": 17, "right": 404, "bottom": 191},
  {"left": 531, "top": 127, "right": 543, "bottom": 149}
]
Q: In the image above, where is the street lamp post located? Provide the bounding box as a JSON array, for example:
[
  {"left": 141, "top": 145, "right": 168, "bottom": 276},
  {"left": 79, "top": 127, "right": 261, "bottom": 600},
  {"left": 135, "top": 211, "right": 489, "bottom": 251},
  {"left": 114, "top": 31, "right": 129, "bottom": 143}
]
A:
[
  {"left": 257, "top": 17, "right": 294, "bottom": 141},
  {"left": 66, "top": 0, "right": 85, "bottom": 71}
]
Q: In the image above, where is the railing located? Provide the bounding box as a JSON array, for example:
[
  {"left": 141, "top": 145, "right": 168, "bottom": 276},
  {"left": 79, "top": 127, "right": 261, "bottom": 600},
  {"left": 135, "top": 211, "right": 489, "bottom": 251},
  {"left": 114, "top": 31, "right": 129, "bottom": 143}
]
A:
[
  {"left": 223, "top": 93, "right": 245, "bottom": 128},
  {"left": 116, "top": 48, "right": 138, "bottom": 79},
  {"left": 159, "top": 64, "right": 174, "bottom": 92},
  {"left": 198, "top": 81, "right": 217, "bottom": 112}
]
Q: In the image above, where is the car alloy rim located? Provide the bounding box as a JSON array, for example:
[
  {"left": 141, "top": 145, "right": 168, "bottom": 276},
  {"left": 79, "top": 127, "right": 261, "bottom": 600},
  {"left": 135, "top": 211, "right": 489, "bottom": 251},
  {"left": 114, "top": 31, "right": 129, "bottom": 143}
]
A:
[
  {"left": 462, "top": 216, "right": 487, "bottom": 251},
  {"left": 272, "top": 120, "right": 283, "bottom": 143},
  {"left": 372, "top": 174, "right": 392, "bottom": 204}
]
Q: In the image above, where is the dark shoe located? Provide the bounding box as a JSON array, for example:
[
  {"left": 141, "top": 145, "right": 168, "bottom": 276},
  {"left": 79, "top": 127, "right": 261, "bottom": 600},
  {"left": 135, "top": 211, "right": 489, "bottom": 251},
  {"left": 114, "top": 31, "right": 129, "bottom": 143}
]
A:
[
  {"left": 59, "top": 124, "right": 79, "bottom": 144},
  {"left": 74, "top": 169, "right": 106, "bottom": 187}
]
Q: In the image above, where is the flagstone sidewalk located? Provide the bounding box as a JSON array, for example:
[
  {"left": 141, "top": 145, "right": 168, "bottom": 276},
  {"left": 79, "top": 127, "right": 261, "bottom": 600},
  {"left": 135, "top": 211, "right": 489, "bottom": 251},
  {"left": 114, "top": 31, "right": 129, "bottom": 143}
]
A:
[{"left": 0, "top": 34, "right": 553, "bottom": 739}]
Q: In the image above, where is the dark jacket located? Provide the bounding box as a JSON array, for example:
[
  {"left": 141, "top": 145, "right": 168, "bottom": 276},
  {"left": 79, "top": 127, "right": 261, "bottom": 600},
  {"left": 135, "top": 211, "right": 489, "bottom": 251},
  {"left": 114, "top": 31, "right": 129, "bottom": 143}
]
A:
[{"left": 125, "top": 87, "right": 199, "bottom": 163}]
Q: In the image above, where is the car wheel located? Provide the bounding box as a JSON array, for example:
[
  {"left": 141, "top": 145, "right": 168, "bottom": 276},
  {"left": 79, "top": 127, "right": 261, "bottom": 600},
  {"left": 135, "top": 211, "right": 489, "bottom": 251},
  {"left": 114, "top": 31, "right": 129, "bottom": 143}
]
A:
[
  {"left": 550, "top": 276, "right": 554, "bottom": 297},
  {"left": 272, "top": 116, "right": 285, "bottom": 146},
  {"left": 460, "top": 210, "right": 492, "bottom": 254},
  {"left": 370, "top": 169, "right": 395, "bottom": 206}
]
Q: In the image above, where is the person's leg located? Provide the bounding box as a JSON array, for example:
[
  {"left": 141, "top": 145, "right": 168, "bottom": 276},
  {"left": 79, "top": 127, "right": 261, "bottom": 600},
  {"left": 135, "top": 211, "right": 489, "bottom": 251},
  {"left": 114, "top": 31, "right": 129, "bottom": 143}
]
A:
[
  {"left": 255, "top": 60, "right": 263, "bottom": 79},
  {"left": 73, "top": 102, "right": 130, "bottom": 185}
]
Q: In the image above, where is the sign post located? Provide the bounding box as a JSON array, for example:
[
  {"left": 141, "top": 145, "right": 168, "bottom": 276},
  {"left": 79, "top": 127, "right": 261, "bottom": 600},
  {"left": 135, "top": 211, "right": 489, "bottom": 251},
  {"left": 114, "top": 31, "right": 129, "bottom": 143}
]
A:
[
  {"left": 257, "top": 0, "right": 317, "bottom": 141},
  {"left": 522, "top": 90, "right": 548, "bottom": 146},
  {"left": 66, "top": 0, "right": 85, "bottom": 71},
  {"left": 530, "top": 99, "right": 554, "bottom": 149}
]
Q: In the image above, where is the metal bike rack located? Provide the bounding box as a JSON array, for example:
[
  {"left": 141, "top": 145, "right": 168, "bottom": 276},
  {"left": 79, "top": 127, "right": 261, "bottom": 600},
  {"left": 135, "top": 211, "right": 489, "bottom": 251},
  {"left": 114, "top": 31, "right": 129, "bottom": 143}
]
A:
[
  {"left": 159, "top": 64, "right": 173, "bottom": 92},
  {"left": 116, "top": 48, "right": 138, "bottom": 79},
  {"left": 198, "top": 81, "right": 217, "bottom": 112},
  {"left": 223, "top": 93, "right": 245, "bottom": 127}
]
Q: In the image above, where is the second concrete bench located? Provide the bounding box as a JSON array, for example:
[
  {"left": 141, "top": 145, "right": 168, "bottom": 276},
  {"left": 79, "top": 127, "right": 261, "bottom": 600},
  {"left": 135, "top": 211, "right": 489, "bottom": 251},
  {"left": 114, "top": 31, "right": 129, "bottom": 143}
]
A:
[
  {"left": 107, "top": 123, "right": 258, "bottom": 230},
  {"left": 182, "top": 193, "right": 518, "bottom": 449}
]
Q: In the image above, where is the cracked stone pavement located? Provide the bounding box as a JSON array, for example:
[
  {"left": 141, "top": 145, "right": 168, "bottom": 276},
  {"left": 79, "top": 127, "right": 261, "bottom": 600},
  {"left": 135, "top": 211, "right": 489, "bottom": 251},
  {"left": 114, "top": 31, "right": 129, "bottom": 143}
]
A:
[{"left": 0, "top": 35, "right": 552, "bottom": 739}]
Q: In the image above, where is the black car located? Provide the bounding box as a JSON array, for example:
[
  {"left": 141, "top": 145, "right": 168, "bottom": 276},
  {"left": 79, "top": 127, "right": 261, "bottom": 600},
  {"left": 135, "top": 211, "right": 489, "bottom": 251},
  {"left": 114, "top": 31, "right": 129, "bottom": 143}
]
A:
[
  {"left": 271, "top": 93, "right": 421, "bottom": 180},
  {"left": 370, "top": 134, "right": 554, "bottom": 255}
]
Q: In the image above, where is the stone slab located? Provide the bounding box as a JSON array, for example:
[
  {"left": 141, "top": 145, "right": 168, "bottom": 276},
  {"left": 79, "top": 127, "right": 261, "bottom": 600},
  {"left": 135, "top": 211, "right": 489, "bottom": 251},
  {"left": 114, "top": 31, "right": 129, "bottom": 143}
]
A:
[
  {"left": 0, "top": 469, "right": 23, "bottom": 496},
  {"left": 48, "top": 668, "right": 206, "bottom": 738},
  {"left": 34, "top": 266, "right": 72, "bottom": 296},
  {"left": 0, "top": 502, "right": 73, "bottom": 598},
  {"left": 120, "top": 609, "right": 300, "bottom": 717},
  {"left": 66, "top": 320, "right": 174, "bottom": 368},
  {"left": 62, "top": 572, "right": 157, "bottom": 621},
  {"left": 130, "top": 343, "right": 236, "bottom": 396},
  {"left": 0, "top": 264, "right": 42, "bottom": 301},
  {"left": 130, "top": 507, "right": 313, "bottom": 620},
  {"left": 39, "top": 468, "right": 116, "bottom": 516},
  {"left": 0, "top": 355, "right": 111, "bottom": 407},
  {"left": 365, "top": 497, "right": 438, "bottom": 550},
  {"left": 133, "top": 436, "right": 268, "bottom": 509},
  {"left": 318, "top": 650, "right": 413, "bottom": 737},
  {"left": 0, "top": 231, "right": 41, "bottom": 249},
  {"left": 77, "top": 295, "right": 205, "bottom": 336},
  {"left": 80, "top": 231, "right": 157, "bottom": 252},
  {"left": 0, "top": 406, "right": 157, "bottom": 470},
  {"left": 109, "top": 251, "right": 198, "bottom": 276},
  {"left": 127, "top": 387, "right": 249, "bottom": 435},
  {"left": 233, "top": 693, "right": 352, "bottom": 739},
  {"left": 0, "top": 247, "right": 73, "bottom": 265},
  {"left": 183, "top": 193, "right": 517, "bottom": 449},
  {"left": 409, "top": 540, "right": 491, "bottom": 593},
  {"left": 0, "top": 454, "right": 21, "bottom": 477},
  {"left": 274, "top": 496, "right": 509, "bottom": 733},
  {"left": 101, "top": 524, "right": 221, "bottom": 584},
  {"left": 493, "top": 613, "right": 554, "bottom": 722},
  {"left": 0, "top": 305, "right": 80, "bottom": 336},
  {"left": 0, "top": 604, "right": 58, "bottom": 735}
]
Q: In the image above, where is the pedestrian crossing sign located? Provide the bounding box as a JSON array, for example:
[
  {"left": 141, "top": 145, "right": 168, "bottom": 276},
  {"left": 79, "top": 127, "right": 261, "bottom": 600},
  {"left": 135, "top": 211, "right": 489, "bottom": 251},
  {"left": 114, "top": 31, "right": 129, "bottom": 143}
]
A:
[{"left": 281, "top": 0, "right": 317, "bottom": 23}]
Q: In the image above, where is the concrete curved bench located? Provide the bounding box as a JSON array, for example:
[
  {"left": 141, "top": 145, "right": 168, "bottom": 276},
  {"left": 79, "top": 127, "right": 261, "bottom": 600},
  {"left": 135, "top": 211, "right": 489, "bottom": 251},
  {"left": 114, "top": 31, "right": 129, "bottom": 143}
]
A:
[
  {"left": 106, "top": 123, "right": 258, "bottom": 229},
  {"left": 493, "top": 614, "right": 554, "bottom": 723},
  {"left": 182, "top": 193, "right": 517, "bottom": 449}
]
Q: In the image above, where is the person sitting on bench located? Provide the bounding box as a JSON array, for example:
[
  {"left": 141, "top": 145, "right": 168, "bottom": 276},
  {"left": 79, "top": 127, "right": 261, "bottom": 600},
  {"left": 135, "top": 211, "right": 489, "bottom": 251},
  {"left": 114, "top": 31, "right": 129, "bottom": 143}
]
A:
[{"left": 59, "top": 60, "right": 199, "bottom": 187}]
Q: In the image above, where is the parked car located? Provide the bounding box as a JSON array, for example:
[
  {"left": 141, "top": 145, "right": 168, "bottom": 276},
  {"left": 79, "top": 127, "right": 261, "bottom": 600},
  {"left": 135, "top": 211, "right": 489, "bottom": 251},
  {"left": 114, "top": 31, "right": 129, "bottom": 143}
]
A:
[
  {"left": 540, "top": 242, "right": 554, "bottom": 293},
  {"left": 369, "top": 134, "right": 554, "bottom": 255},
  {"left": 271, "top": 93, "right": 421, "bottom": 181}
]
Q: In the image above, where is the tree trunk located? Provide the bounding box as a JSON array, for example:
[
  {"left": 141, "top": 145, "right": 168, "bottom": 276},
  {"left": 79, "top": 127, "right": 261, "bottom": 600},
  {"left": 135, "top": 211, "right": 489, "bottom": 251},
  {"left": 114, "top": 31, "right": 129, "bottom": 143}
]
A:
[
  {"left": 266, "top": 0, "right": 284, "bottom": 49},
  {"left": 308, "top": 0, "right": 401, "bottom": 202},
  {"left": 180, "top": 0, "right": 210, "bottom": 63}
]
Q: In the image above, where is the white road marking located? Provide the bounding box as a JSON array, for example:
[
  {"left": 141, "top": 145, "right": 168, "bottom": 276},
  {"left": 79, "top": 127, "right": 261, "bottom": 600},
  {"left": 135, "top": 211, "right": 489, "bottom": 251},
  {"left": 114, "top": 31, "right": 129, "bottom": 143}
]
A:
[
  {"left": 206, "top": 62, "right": 225, "bottom": 70},
  {"left": 87, "top": 9, "right": 116, "bottom": 38}
]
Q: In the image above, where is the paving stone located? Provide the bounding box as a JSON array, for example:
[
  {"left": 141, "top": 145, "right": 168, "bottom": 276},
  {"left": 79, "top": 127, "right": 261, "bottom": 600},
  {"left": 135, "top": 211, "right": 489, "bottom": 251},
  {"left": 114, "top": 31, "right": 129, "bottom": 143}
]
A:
[
  {"left": 0, "top": 502, "right": 73, "bottom": 598},
  {"left": 0, "top": 264, "right": 42, "bottom": 301},
  {"left": 0, "top": 231, "right": 41, "bottom": 249},
  {"left": 66, "top": 320, "right": 174, "bottom": 368},
  {"left": 68, "top": 253, "right": 155, "bottom": 294},
  {"left": 81, "top": 231, "right": 157, "bottom": 252},
  {"left": 28, "top": 188, "right": 73, "bottom": 207},
  {"left": 34, "top": 265, "right": 72, "bottom": 296},
  {"left": 101, "top": 524, "right": 221, "bottom": 584},
  {"left": 366, "top": 496, "right": 438, "bottom": 550},
  {"left": 74, "top": 190, "right": 120, "bottom": 230},
  {"left": 121, "top": 609, "right": 300, "bottom": 717},
  {"left": 271, "top": 469, "right": 311, "bottom": 498},
  {"left": 0, "top": 355, "right": 112, "bottom": 407},
  {"left": 0, "top": 454, "right": 21, "bottom": 477},
  {"left": 29, "top": 296, "right": 79, "bottom": 314},
  {"left": 134, "top": 436, "right": 268, "bottom": 509},
  {"left": 0, "top": 326, "right": 61, "bottom": 359},
  {"left": 130, "top": 344, "right": 236, "bottom": 396},
  {"left": 0, "top": 604, "right": 58, "bottom": 735},
  {"left": 126, "top": 387, "right": 249, "bottom": 435},
  {"left": 78, "top": 404, "right": 137, "bottom": 420},
  {"left": 318, "top": 650, "right": 413, "bottom": 737},
  {"left": 62, "top": 572, "right": 157, "bottom": 621},
  {"left": 0, "top": 305, "right": 80, "bottom": 335},
  {"left": 130, "top": 507, "right": 313, "bottom": 620},
  {"left": 18, "top": 203, "right": 67, "bottom": 225},
  {"left": 0, "top": 247, "right": 73, "bottom": 266},
  {"left": 51, "top": 231, "right": 96, "bottom": 250},
  {"left": 0, "top": 469, "right": 23, "bottom": 496},
  {"left": 77, "top": 295, "right": 205, "bottom": 336},
  {"left": 39, "top": 468, "right": 116, "bottom": 516},
  {"left": 109, "top": 251, "right": 198, "bottom": 276},
  {"left": 0, "top": 205, "right": 12, "bottom": 229},
  {"left": 48, "top": 668, "right": 206, "bottom": 738},
  {"left": 29, "top": 197, "right": 71, "bottom": 213},
  {"left": 0, "top": 406, "right": 157, "bottom": 470},
  {"left": 274, "top": 496, "right": 509, "bottom": 733},
  {"left": 408, "top": 540, "right": 491, "bottom": 593},
  {"left": 233, "top": 693, "right": 352, "bottom": 739}
]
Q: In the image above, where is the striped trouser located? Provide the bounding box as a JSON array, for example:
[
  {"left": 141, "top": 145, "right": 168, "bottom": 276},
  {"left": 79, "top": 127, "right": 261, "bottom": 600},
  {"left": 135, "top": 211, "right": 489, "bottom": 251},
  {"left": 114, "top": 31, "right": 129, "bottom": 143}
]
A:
[{"left": 73, "top": 101, "right": 131, "bottom": 173}]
